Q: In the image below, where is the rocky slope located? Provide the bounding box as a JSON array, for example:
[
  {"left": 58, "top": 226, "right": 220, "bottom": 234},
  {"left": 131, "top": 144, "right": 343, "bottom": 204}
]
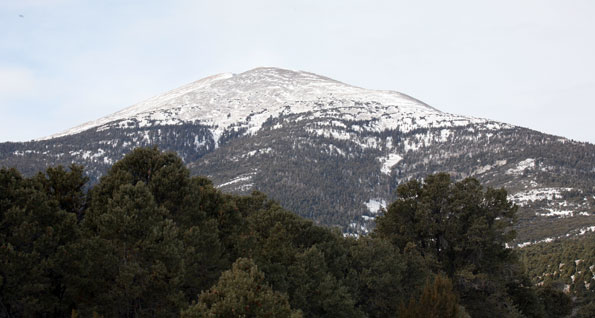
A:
[{"left": 1, "top": 67, "right": 593, "bottom": 244}]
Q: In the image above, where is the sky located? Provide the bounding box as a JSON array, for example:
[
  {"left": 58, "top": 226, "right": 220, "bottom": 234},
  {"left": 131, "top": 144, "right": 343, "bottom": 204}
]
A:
[{"left": 1, "top": 0, "right": 594, "bottom": 143}]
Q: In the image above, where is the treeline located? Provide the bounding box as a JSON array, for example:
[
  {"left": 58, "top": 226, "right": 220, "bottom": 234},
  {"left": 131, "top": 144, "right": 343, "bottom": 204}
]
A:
[{"left": 0, "top": 147, "right": 583, "bottom": 317}]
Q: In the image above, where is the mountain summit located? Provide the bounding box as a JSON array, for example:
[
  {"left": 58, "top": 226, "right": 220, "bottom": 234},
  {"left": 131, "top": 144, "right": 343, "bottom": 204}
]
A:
[
  {"left": 1, "top": 67, "right": 593, "bottom": 243},
  {"left": 45, "top": 67, "right": 489, "bottom": 145}
]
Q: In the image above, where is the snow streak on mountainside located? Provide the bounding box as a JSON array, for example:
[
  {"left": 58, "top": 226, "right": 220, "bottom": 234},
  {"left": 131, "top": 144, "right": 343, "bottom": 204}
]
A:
[{"left": 42, "top": 67, "right": 507, "bottom": 145}]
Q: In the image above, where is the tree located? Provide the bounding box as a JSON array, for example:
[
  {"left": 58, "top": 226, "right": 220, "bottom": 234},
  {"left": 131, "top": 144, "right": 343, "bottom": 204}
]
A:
[
  {"left": 536, "top": 286, "right": 572, "bottom": 318},
  {"left": 180, "top": 219, "right": 228, "bottom": 301},
  {"left": 398, "top": 275, "right": 462, "bottom": 318},
  {"left": 182, "top": 258, "right": 301, "bottom": 318},
  {"left": 375, "top": 173, "right": 524, "bottom": 317},
  {"left": 575, "top": 301, "right": 595, "bottom": 318},
  {"left": 506, "top": 273, "right": 546, "bottom": 318},
  {"left": 0, "top": 167, "right": 80, "bottom": 317},
  {"left": 347, "top": 236, "right": 408, "bottom": 317},
  {"left": 286, "top": 246, "right": 365, "bottom": 318},
  {"left": 36, "top": 164, "right": 88, "bottom": 218},
  {"left": 375, "top": 173, "right": 517, "bottom": 276},
  {"left": 75, "top": 182, "right": 185, "bottom": 317},
  {"left": 89, "top": 147, "right": 190, "bottom": 220}
]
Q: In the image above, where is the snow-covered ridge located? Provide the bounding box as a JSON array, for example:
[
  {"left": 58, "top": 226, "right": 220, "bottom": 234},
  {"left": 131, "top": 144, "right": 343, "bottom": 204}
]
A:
[
  {"left": 40, "top": 67, "right": 507, "bottom": 144},
  {"left": 41, "top": 72, "right": 234, "bottom": 140}
]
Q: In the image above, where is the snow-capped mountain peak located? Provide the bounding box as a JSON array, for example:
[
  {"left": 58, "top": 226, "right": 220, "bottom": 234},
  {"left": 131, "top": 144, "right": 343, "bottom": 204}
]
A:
[{"left": 42, "top": 67, "right": 499, "bottom": 146}]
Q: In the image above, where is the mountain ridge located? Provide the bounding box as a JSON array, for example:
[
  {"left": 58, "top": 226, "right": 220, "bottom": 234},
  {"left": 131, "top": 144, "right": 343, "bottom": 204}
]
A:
[
  {"left": 41, "top": 67, "right": 494, "bottom": 144},
  {"left": 1, "top": 67, "right": 593, "bottom": 244}
]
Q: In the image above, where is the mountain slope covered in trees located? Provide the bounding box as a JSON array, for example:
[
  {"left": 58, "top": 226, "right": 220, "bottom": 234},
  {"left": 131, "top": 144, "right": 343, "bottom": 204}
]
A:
[
  {"left": 0, "top": 67, "right": 593, "bottom": 244},
  {"left": 3, "top": 148, "right": 591, "bottom": 318}
]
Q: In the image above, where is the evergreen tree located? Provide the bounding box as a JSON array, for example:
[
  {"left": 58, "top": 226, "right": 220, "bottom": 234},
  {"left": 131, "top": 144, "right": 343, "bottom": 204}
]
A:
[
  {"left": 88, "top": 147, "right": 190, "bottom": 220},
  {"left": 0, "top": 167, "right": 81, "bottom": 317},
  {"left": 398, "top": 275, "right": 462, "bottom": 318},
  {"left": 347, "top": 236, "right": 408, "bottom": 317},
  {"left": 286, "top": 246, "right": 365, "bottom": 318},
  {"left": 375, "top": 173, "right": 527, "bottom": 317},
  {"left": 180, "top": 219, "right": 229, "bottom": 301},
  {"left": 182, "top": 258, "right": 301, "bottom": 318},
  {"left": 36, "top": 164, "right": 88, "bottom": 218},
  {"left": 375, "top": 174, "right": 517, "bottom": 276},
  {"left": 506, "top": 273, "right": 546, "bottom": 318},
  {"left": 536, "top": 286, "right": 572, "bottom": 318},
  {"left": 75, "top": 182, "right": 185, "bottom": 317},
  {"left": 575, "top": 301, "right": 595, "bottom": 318}
]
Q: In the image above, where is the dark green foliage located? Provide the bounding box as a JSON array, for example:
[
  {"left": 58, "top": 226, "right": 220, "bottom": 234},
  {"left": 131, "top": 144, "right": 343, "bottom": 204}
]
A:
[
  {"left": 182, "top": 258, "right": 301, "bottom": 318},
  {"left": 347, "top": 237, "right": 408, "bottom": 317},
  {"left": 89, "top": 146, "right": 190, "bottom": 218},
  {"left": 286, "top": 246, "right": 365, "bottom": 318},
  {"left": 375, "top": 173, "right": 551, "bottom": 317},
  {"left": 398, "top": 275, "right": 461, "bottom": 318},
  {"left": 0, "top": 166, "right": 80, "bottom": 317},
  {"left": 238, "top": 200, "right": 401, "bottom": 318},
  {"left": 536, "top": 286, "right": 572, "bottom": 318},
  {"left": 506, "top": 274, "right": 547, "bottom": 318},
  {"left": 3, "top": 147, "right": 411, "bottom": 317},
  {"left": 0, "top": 148, "right": 583, "bottom": 317},
  {"left": 518, "top": 233, "right": 595, "bottom": 301},
  {"left": 375, "top": 173, "right": 517, "bottom": 276},
  {"left": 575, "top": 301, "right": 595, "bottom": 318},
  {"left": 180, "top": 218, "right": 228, "bottom": 301},
  {"left": 75, "top": 182, "right": 186, "bottom": 317},
  {"left": 0, "top": 168, "right": 23, "bottom": 220},
  {"left": 37, "top": 164, "right": 88, "bottom": 217}
]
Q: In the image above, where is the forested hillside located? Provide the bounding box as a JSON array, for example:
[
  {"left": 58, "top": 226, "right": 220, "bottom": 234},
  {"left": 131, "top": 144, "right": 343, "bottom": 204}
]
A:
[
  {"left": 2, "top": 68, "right": 593, "bottom": 244},
  {"left": 1, "top": 148, "right": 590, "bottom": 317},
  {"left": 519, "top": 233, "right": 595, "bottom": 310}
]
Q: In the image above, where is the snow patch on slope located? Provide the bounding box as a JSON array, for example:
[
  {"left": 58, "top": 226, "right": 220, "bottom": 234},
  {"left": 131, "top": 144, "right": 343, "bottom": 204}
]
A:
[
  {"left": 516, "top": 225, "right": 595, "bottom": 248},
  {"left": 509, "top": 187, "right": 572, "bottom": 206},
  {"left": 216, "top": 171, "right": 257, "bottom": 190},
  {"left": 365, "top": 198, "right": 386, "bottom": 214},
  {"left": 378, "top": 153, "right": 403, "bottom": 175},
  {"left": 537, "top": 209, "right": 575, "bottom": 217},
  {"left": 473, "top": 159, "right": 507, "bottom": 175},
  {"left": 506, "top": 158, "right": 535, "bottom": 175}
]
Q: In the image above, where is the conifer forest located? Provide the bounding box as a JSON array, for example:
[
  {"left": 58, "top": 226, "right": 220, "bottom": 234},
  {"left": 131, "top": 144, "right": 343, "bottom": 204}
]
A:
[{"left": 1, "top": 147, "right": 593, "bottom": 317}]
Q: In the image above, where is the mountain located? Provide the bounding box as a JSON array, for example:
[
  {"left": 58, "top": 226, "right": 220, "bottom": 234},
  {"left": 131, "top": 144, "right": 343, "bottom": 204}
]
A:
[{"left": 1, "top": 67, "right": 593, "bottom": 244}]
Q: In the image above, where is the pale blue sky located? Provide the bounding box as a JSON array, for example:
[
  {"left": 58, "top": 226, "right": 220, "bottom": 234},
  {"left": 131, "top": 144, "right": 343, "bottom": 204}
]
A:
[{"left": 1, "top": 0, "right": 594, "bottom": 143}]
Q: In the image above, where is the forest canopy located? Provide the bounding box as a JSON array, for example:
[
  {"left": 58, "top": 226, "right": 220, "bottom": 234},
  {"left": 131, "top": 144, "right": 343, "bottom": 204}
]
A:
[{"left": 0, "top": 147, "right": 588, "bottom": 317}]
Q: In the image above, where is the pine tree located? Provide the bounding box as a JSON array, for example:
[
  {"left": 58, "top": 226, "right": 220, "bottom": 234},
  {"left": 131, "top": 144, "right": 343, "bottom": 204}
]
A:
[
  {"left": 75, "top": 182, "right": 185, "bottom": 317},
  {"left": 575, "top": 301, "right": 595, "bottom": 318},
  {"left": 0, "top": 167, "right": 81, "bottom": 317},
  {"left": 398, "top": 275, "right": 462, "bottom": 318},
  {"left": 347, "top": 236, "right": 408, "bottom": 317},
  {"left": 536, "top": 286, "right": 572, "bottom": 318},
  {"left": 286, "top": 246, "right": 365, "bottom": 318},
  {"left": 375, "top": 173, "right": 525, "bottom": 317},
  {"left": 182, "top": 258, "right": 301, "bottom": 318}
]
